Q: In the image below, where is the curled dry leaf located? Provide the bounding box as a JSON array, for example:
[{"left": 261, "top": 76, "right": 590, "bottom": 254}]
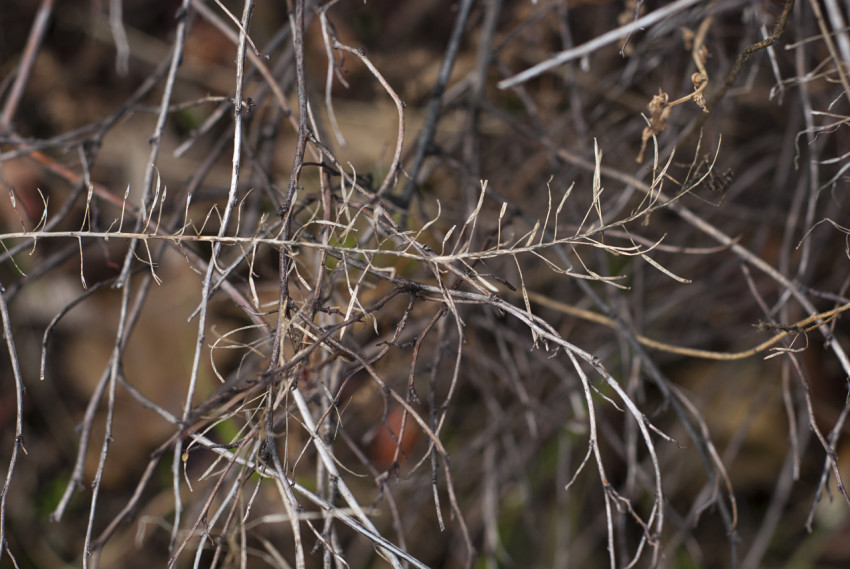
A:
[{"left": 637, "top": 90, "right": 671, "bottom": 163}]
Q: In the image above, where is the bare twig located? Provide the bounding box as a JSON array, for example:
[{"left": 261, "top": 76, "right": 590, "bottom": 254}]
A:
[
  {"left": 0, "top": 0, "right": 54, "bottom": 128},
  {"left": 498, "top": 0, "right": 703, "bottom": 89}
]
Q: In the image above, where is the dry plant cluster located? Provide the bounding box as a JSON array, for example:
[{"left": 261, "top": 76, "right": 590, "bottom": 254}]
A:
[{"left": 1, "top": 0, "right": 850, "bottom": 568}]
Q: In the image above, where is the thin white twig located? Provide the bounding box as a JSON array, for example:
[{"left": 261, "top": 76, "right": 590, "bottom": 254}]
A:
[
  {"left": 0, "top": 285, "right": 26, "bottom": 567},
  {"left": 174, "top": 0, "right": 253, "bottom": 556},
  {"left": 498, "top": 0, "right": 703, "bottom": 88}
]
